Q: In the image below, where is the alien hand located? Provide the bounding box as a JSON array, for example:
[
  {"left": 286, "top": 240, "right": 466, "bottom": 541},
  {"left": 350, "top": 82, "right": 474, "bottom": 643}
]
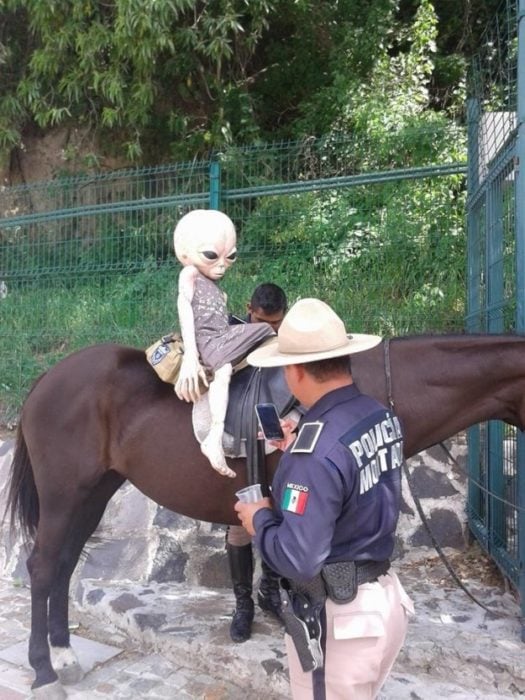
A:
[{"left": 175, "top": 356, "right": 209, "bottom": 402}]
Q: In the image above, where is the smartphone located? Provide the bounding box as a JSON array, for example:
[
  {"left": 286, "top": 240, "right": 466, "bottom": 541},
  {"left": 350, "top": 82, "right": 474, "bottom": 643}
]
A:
[{"left": 255, "top": 403, "right": 285, "bottom": 440}]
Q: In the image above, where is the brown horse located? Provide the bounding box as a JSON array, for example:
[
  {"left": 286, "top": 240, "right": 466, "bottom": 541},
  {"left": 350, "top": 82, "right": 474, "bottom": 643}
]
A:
[{"left": 5, "top": 334, "right": 525, "bottom": 697}]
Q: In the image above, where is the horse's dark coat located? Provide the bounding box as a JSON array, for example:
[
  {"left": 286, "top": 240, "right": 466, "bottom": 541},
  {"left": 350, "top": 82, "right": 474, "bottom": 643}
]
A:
[{"left": 6, "top": 334, "right": 525, "bottom": 692}]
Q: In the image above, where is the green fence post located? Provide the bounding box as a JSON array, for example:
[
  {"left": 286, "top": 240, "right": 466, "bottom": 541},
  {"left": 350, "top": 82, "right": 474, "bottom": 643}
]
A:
[
  {"left": 466, "top": 97, "right": 482, "bottom": 332},
  {"left": 466, "top": 97, "right": 483, "bottom": 535},
  {"left": 486, "top": 166, "right": 506, "bottom": 555},
  {"left": 209, "top": 159, "right": 221, "bottom": 210},
  {"left": 515, "top": 0, "right": 525, "bottom": 641}
]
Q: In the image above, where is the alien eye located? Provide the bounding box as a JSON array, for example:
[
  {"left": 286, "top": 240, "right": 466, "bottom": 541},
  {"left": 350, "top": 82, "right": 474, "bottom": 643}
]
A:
[
  {"left": 202, "top": 250, "right": 218, "bottom": 260},
  {"left": 227, "top": 251, "right": 237, "bottom": 261}
]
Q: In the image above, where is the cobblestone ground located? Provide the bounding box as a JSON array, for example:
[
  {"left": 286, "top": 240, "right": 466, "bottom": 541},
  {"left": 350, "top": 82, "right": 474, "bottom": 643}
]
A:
[
  {"left": 0, "top": 580, "right": 277, "bottom": 700},
  {"left": 1, "top": 555, "right": 524, "bottom": 700}
]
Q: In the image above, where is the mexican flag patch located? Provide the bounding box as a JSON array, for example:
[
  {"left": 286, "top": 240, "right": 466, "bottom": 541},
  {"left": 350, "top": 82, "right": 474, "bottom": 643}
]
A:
[{"left": 282, "top": 485, "right": 309, "bottom": 515}]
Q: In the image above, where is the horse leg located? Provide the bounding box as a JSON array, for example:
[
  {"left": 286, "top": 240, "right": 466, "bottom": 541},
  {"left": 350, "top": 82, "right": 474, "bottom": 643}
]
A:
[
  {"left": 27, "top": 513, "right": 75, "bottom": 699},
  {"left": 28, "top": 472, "right": 124, "bottom": 696},
  {"left": 47, "top": 472, "right": 125, "bottom": 686}
]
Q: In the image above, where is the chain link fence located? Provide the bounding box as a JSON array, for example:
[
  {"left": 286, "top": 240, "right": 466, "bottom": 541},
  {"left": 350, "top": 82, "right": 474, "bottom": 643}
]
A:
[
  {"left": 466, "top": 0, "right": 525, "bottom": 620},
  {"left": 1, "top": 132, "right": 466, "bottom": 423}
]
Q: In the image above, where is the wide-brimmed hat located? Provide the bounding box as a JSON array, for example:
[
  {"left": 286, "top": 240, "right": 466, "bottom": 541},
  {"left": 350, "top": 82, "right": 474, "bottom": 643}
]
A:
[{"left": 247, "top": 298, "right": 381, "bottom": 368}]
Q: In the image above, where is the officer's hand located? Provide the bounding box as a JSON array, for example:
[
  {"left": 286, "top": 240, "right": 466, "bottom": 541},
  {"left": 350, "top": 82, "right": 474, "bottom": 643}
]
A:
[
  {"left": 266, "top": 418, "right": 297, "bottom": 452},
  {"left": 234, "top": 497, "right": 272, "bottom": 536}
]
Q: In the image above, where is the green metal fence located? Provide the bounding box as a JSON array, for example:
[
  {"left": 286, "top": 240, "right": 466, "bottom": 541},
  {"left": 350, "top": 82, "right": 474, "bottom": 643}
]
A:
[
  {"left": 1, "top": 132, "right": 466, "bottom": 423},
  {"left": 466, "top": 0, "right": 525, "bottom": 629}
]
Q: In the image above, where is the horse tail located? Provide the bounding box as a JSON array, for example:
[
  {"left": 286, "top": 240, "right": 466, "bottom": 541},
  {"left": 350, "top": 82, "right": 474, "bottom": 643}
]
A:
[
  {"left": 4, "top": 422, "right": 39, "bottom": 543},
  {"left": 3, "top": 374, "right": 47, "bottom": 543}
]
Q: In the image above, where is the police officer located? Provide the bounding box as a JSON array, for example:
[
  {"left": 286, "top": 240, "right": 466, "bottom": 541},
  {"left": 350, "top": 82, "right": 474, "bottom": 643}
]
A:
[
  {"left": 235, "top": 298, "right": 414, "bottom": 699},
  {"left": 227, "top": 283, "right": 288, "bottom": 643}
]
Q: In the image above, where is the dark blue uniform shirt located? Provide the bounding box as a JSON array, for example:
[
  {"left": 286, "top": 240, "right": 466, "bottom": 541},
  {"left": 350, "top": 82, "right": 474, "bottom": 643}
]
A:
[{"left": 253, "top": 384, "right": 403, "bottom": 583}]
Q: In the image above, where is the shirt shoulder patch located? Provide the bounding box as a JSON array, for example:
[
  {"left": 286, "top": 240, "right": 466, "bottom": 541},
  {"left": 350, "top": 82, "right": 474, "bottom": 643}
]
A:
[
  {"left": 282, "top": 483, "right": 309, "bottom": 514},
  {"left": 291, "top": 421, "right": 324, "bottom": 454}
]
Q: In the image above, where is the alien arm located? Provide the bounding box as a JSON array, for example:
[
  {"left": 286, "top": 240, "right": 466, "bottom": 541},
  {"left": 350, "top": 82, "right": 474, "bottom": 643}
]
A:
[{"left": 175, "top": 266, "right": 208, "bottom": 402}]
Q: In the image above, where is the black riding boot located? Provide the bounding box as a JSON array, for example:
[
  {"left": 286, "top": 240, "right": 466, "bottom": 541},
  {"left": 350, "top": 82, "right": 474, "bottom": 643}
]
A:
[
  {"left": 227, "top": 543, "right": 255, "bottom": 643},
  {"left": 257, "top": 559, "right": 283, "bottom": 622}
]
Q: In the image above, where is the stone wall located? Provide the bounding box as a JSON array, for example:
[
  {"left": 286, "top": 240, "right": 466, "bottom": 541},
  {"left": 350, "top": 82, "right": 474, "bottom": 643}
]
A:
[
  {"left": 0, "top": 434, "right": 469, "bottom": 593},
  {"left": 396, "top": 435, "right": 469, "bottom": 559}
]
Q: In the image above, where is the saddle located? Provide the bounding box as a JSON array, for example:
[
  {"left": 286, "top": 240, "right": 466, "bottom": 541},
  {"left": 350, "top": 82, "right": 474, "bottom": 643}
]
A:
[
  {"left": 145, "top": 334, "right": 299, "bottom": 487},
  {"left": 228, "top": 364, "right": 298, "bottom": 488},
  {"left": 193, "top": 364, "right": 298, "bottom": 490}
]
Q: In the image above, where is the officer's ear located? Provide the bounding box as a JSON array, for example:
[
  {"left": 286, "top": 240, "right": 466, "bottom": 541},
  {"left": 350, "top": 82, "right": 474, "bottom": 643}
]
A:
[
  {"left": 295, "top": 365, "right": 307, "bottom": 381},
  {"left": 285, "top": 364, "right": 304, "bottom": 383}
]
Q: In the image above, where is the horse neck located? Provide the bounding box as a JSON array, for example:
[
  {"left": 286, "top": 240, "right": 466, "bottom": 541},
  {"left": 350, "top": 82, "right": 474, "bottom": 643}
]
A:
[{"left": 391, "top": 334, "right": 525, "bottom": 457}]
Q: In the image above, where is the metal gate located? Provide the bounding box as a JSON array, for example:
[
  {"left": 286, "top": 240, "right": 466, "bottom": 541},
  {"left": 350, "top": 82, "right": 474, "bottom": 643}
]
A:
[{"left": 466, "top": 0, "right": 525, "bottom": 631}]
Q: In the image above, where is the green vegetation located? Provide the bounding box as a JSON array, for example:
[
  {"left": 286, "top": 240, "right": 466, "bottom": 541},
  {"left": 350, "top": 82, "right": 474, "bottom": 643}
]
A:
[
  {"left": 0, "top": 0, "right": 488, "bottom": 423},
  {"left": 0, "top": 152, "right": 466, "bottom": 424},
  {"left": 237, "top": 178, "right": 465, "bottom": 335},
  {"left": 0, "top": 0, "right": 499, "bottom": 163}
]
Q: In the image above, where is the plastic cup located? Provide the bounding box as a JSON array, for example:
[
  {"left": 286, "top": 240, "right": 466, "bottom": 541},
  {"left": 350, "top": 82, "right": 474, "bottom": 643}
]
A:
[{"left": 235, "top": 483, "right": 264, "bottom": 503}]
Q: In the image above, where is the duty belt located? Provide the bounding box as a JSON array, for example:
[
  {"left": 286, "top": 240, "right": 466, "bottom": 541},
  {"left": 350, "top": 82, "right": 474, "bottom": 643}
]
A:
[
  {"left": 324, "top": 558, "right": 391, "bottom": 603},
  {"left": 291, "top": 559, "right": 391, "bottom": 604},
  {"left": 280, "top": 559, "right": 391, "bottom": 673}
]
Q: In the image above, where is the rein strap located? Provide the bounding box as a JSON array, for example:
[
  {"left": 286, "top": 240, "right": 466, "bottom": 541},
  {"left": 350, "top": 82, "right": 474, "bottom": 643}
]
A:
[{"left": 382, "top": 338, "right": 515, "bottom": 620}]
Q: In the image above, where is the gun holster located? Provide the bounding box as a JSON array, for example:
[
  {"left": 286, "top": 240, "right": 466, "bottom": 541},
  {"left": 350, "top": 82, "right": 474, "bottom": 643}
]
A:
[
  {"left": 279, "top": 581, "right": 325, "bottom": 672},
  {"left": 279, "top": 560, "right": 391, "bottom": 671}
]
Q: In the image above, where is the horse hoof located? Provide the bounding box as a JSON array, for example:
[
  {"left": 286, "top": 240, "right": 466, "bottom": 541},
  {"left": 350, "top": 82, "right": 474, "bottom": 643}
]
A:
[
  {"left": 56, "top": 660, "right": 84, "bottom": 685},
  {"left": 32, "top": 680, "right": 67, "bottom": 699},
  {"left": 51, "top": 645, "right": 84, "bottom": 684}
]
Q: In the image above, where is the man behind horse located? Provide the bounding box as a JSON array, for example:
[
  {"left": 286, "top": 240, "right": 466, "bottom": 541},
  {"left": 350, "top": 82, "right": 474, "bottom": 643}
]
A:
[
  {"left": 227, "top": 282, "right": 287, "bottom": 642},
  {"left": 236, "top": 298, "right": 414, "bottom": 700}
]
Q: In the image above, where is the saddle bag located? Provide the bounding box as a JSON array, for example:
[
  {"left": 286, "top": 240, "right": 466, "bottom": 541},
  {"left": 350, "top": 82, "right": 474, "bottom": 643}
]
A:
[{"left": 145, "top": 333, "right": 184, "bottom": 384}]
